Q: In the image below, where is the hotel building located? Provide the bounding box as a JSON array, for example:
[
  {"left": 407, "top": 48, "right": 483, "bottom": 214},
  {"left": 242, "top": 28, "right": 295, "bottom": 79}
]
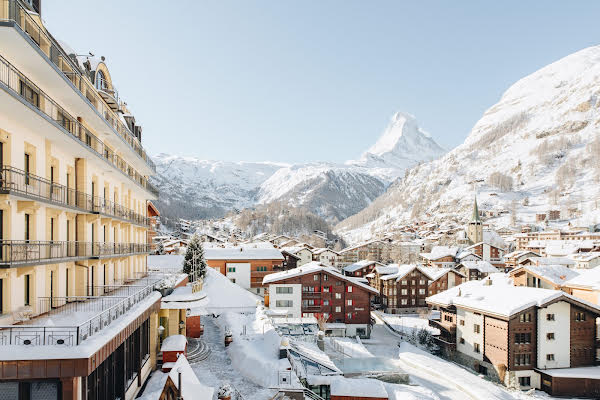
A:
[{"left": 0, "top": 1, "right": 162, "bottom": 398}]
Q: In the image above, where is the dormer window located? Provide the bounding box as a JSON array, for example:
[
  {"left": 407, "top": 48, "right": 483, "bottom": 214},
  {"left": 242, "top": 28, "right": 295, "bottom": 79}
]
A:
[{"left": 96, "top": 70, "right": 108, "bottom": 91}]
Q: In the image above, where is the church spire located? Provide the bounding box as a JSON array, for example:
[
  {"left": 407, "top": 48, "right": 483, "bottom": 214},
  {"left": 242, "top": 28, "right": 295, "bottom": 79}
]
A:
[{"left": 472, "top": 195, "right": 481, "bottom": 223}]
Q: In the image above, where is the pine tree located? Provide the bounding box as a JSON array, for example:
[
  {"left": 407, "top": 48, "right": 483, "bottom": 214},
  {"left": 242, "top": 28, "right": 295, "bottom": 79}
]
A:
[
  {"left": 156, "top": 241, "right": 164, "bottom": 255},
  {"left": 183, "top": 234, "right": 207, "bottom": 281}
]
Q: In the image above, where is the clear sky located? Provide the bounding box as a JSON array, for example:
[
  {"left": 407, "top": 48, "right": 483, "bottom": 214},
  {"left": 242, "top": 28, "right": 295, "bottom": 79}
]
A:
[{"left": 43, "top": 1, "right": 600, "bottom": 164}]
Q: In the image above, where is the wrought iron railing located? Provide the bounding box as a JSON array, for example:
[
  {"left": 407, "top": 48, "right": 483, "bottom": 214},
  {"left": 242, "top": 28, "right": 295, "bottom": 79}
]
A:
[
  {"left": 0, "top": 0, "right": 156, "bottom": 172},
  {"left": 0, "top": 166, "right": 150, "bottom": 226},
  {"left": 0, "top": 279, "right": 163, "bottom": 346},
  {"left": 0, "top": 53, "right": 157, "bottom": 196},
  {"left": 0, "top": 240, "right": 151, "bottom": 265}
]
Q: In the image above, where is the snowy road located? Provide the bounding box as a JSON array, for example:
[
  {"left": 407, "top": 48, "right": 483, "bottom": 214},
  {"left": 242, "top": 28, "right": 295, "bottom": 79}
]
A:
[
  {"left": 191, "top": 317, "right": 276, "bottom": 399},
  {"left": 363, "top": 314, "right": 525, "bottom": 400}
]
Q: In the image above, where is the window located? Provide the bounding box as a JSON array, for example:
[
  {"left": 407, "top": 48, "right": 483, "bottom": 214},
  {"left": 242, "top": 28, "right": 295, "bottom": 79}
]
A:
[
  {"left": 474, "top": 343, "right": 480, "bottom": 353},
  {"left": 575, "top": 312, "right": 586, "bottom": 322},
  {"left": 227, "top": 267, "right": 236, "bottom": 273},
  {"left": 418, "top": 288, "right": 425, "bottom": 295},
  {"left": 24, "top": 153, "right": 31, "bottom": 185},
  {"left": 346, "top": 313, "right": 352, "bottom": 320},
  {"left": 24, "top": 274, "right": 30, "bottom": 306},
  {"left": 323, "top": 286, "right": 330, "bottom": 293},
  {"left": 335, "top": 293, "right": 341, "bottom": 299},
  {"left": 419, "top": 279, "right": 425, "bottom": 285},
  {"left": 323, "top": 300, "right": 329, "bottom": 306},
  {"left": 515, "top": 353, "right": 531, "bottom": 366},
  {"left": 347, "top": 299, "right": 352, "bottom": 306},
  {"left": 276, "top": 287, "right": 293, "bottom": 294},
  {"left": 230, "top": 278, "right": 236, "bottom": 283},
  {"left": 546, "top": 313, "right": 555, "bottom": 321},
  {"left": 347, "top": 286, "right": 353, "bottom": 293},
  {"left": 335, "top": 306, "right": 341, "bottom": 312},
  {"left": 314, "top": 275, "right": 319, "bottom": 281},
  {"left": 474, "top": 324, "right": 480, "bottom": 334},
  {"left": 20, "top": 80, "right": 39, "bottom": 107},
  {"left": 459, "top": 319, "right": 465, "bottom": 326},
  {"left": 515, "top": 332, "right": 531, "bottom": 344},
  {"left": 276, "top": 300, "right": 293, "bottom": 307},
  {"left": 546, "top": 332, "right": 555, "bottom": 340},
  {"left": 401, "top": 280, "right": 407, "bottom": 285},
  {"left": 25, "top": 214, "right": 30, "bottom": 241},
  {"left": 401, "top": 299, "right": 408, "bottom": 305},
  {"left": 519, "top": 313, "right": 532, "bottom": 323},
  {"left": 459, "top": 337, "right": 465, "bottom": 344},
  {"left": 256, "top": 266, "right": 267, "bottom": 272},
  {"left": 96, "top": 70, "right": 108, "bottom": 90},
  {"left": 546, "top": 354, "right": 555, "bottom": 361},
  {"left": 401, "top": 289, "right": 407, "bottom": 295},
  {"left": 519, "top": 376, "right": 531, "bottom": 387},
  {"left": 323, "top": 275, "right": 328, "bottom": 281}
]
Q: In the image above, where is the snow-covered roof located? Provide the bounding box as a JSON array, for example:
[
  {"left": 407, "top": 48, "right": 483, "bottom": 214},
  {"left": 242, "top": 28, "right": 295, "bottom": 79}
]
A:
[
  {"left": 263, "top": 262, "right": 378, "bottom": 294},
  {"left": 527, "top": 257, "right": 575, "bottom": 267},
  {"left": 279, "top": 246, "right": 311, "bottom": 255},
  {"left": 419, "top": 266, "right": 464, "bottom": 281},
  {"left": 564, "top": 266, "right": 600, "bottom": 290},
  {"left": 199, "top": 268, "right": 260, "bottom": 313},
  {"left": 538, "top": 366, "right": 600, "bottom": 379},
  {"left": 375, "top": 265, "right": 401, "bottom": 275},
  {"left": 427, "top": 274, "right": 600, "bottom": 318},
  {"left": 343, "top": 260, "right": 381, "bottom": 273},
  {"left": 420, "top": 246, "right": 459, "bottom": 260},
  {"left": 329, "top": 377, "right": 388, "bottom": 398},
  {"left": 456, "top": 250, "right": 481, "bottom": 261},
  {"left": 570, "top": 252, "right": 600, "bottom": 262},
  {"left": 312, "top": 248, "right": 338, "bottom": 255},
  {"left": 460, "top": 261, "right": 498, "bottom": 273},
  {"left": 380, "top": 264, "right": 417, "bottom": 281},
  {"left": 160, "top": 334, "right": 187, "bottom": 352},
  {"left": 511, "top": 264, "right": 579, "bottom": 286},
  {"left": 168, "top": 355, "right": 214, "bottom": 400},
  {"left": 204, "top": 247, "right": 284, "bottom": 260}
]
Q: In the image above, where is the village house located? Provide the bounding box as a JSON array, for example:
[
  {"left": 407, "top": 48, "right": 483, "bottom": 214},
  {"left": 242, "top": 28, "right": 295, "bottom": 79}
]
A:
[
  {"left": 420, "top": 246, "right": 460, "bottom": 268},
  {"left": 312, "top": 248, "right": 340, "bottom": 267},
  {"left": 510, "top": 264, "right": 579, "bottom": 290},
  {"left": 263, "top": 262, "right": 378, "bottom": 338},
  {"left": 571, "top": 252, "right": 600, "bottom": 269},
  {"left": 281, "top": 250, "right": 301, "bottom": 269},
  {"left": 338, "top": 240, "right": 392, "bottom": 266},
  {"left": 563, "top": 266, "right": 600, "bottom": 305},
  {"left": 375, "top": 264, "right": 463, "bottom": 313},
  {"left": 464, "top": 241, "right": 506, "bottom": 268},
  {"left": 342, "top": 260, "right": 384, "bottom": 278},
  {"left": 457, "top": 261, "right": 499, "bottom": 281},
  {"left": 504, "top": 250, "right": 541, "bottom": 270},
  {"left": 427, "top": 275, "right": 600, "bottom": 397},
  {"left": 281, "top": 246, "right": 314, "bottom": 267},
  {"left": 205, "top": 247, "right": 285, "bottom": 295}
]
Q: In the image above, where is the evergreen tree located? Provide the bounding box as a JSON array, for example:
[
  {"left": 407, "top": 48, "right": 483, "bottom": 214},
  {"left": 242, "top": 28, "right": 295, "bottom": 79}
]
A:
[
  {"left": 183, "top": 234, "right": 207, "bottom": 281},
  {"left": 156, "top": 241, "right": 164, "bottom": 255}
]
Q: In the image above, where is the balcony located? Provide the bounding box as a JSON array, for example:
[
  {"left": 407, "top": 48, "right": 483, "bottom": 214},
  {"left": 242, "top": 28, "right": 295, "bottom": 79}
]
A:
[
  {"left": 0, "top": 0, "right": 156, "bottom": 173},
  {"left": 0, "top": 166, "right": 150, "bottom": 226},
  {"left": 302, "top": 291, "right": 323, "bottom": 298},
  {"left": 0, "top": 53, "right": 157, "bottom": 198},
  {"left": 301, "top": 305, "right": 322, "bottom": 312},
  {"left": 0, "top": 240, "right": 151, "bottom": 267},
  {"left": 429, "top": 318, "right": 456, "bottom": 334},
  {"left": 0, "top": 276, "right": 164, "bottom": 346}
]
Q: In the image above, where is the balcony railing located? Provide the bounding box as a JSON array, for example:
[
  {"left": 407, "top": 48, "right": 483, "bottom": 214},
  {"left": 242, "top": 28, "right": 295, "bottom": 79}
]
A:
[
  {"left": 0, "top": 240, "right": 151, "bottom": 266},
  {"left": 0, "top": 278, "right": 163, "bottom": 346},
  {"left": 0, "top": 53, "right": 157, "bottom": 197},
  {"left": 0, "top": 0, "right": 156, "bottom": 172},
  {"left": 0, "top": 166, "right": 150, "bottom": 226}
]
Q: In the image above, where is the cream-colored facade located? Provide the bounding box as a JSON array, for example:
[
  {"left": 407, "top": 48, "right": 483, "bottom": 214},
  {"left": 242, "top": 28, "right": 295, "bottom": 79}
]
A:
[{"left": 0, "top": 1, "right": 157, "bottom": 322}]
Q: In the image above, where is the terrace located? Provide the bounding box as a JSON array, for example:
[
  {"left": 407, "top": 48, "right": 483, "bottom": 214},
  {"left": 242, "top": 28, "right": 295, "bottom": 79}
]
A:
[
  {"left": 0, "top": 275, "right": 167, "bottom": 347},
  {"left": 0, "top": 166, "right": 151, "bottom": 226},
  {"left": 0, "top": 240, "right": 151, "bottom": 267},
  {"left": 0, "top": 53, "right": 158, "bottom": 197}
]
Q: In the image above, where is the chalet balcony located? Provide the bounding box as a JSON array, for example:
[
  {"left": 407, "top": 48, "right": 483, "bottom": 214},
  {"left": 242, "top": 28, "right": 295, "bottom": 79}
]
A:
[
  {"left": 0, "top": 275, "right": 164, "bottom": 346},
  {"left": 0, "top": 0, "right": 156, "bottom": 172},
  {"left": 301, "top": 305, "right": 322, "bottom": 312},
  {"left": 0, "top": 240, "right": 151, "bottom": 267},
  {"left": 429, "top": 318, "right": 456, "bottom": 334},
  {"left": 0, "top": 166, "right": 150, "bottom": 226},
  {"left": 302, "top": 291, "right": 324, "bottom": 299},
  {"left": 0, "top": 53, "right": 157, "bottom": 198}
]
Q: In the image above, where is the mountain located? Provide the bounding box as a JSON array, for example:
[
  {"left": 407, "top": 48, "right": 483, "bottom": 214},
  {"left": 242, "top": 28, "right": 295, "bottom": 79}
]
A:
[
  {"left": 336, "top": 45, "right": 600, "bottom": 242},
  {"left": 152, "top": 112, "right": 446, "bottom": 223}
]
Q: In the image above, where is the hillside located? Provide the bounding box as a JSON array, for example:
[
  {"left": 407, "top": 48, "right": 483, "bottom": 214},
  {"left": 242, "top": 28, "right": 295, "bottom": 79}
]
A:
[{"left": 337, "top": 45, "right": 600, "bottom": 242}]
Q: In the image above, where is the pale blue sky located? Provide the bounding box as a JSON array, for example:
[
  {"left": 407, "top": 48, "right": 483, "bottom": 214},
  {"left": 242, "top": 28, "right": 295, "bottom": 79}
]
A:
[{"left": 44, "top": 1, "right": 600, "bottom": 163}]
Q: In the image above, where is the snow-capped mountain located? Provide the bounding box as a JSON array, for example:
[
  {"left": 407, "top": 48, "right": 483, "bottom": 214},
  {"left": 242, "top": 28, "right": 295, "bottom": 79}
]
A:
[
  {"left": 152, "top": 112, "right": 445, "bottom": 222},
  {"left": 347, "top": 111, "right": 446, "bottom": 181},
  {"left": 337, "top": 45, "right": 600, "bottom": 242}
]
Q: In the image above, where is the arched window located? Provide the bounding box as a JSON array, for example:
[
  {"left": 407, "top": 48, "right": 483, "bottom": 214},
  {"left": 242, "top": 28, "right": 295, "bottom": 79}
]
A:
[{"left": 96, "top": 70, "right": 107, "bottom": 90}]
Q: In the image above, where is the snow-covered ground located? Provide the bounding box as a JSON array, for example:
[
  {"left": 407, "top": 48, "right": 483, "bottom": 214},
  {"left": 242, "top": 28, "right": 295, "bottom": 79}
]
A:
[{"left": 378, "top": 312, "right": 440, "bottom": 336}]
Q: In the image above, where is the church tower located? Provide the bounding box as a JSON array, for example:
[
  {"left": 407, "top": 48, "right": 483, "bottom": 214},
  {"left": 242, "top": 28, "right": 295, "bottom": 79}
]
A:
[{"left": 467, "top": 196, "right": 483, "bottom": 244}]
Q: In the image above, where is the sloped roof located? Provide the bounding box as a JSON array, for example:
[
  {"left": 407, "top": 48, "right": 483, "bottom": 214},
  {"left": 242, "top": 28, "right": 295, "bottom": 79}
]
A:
[{"left": 204, "top": 247, "right": 284, "bottom": 260}]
